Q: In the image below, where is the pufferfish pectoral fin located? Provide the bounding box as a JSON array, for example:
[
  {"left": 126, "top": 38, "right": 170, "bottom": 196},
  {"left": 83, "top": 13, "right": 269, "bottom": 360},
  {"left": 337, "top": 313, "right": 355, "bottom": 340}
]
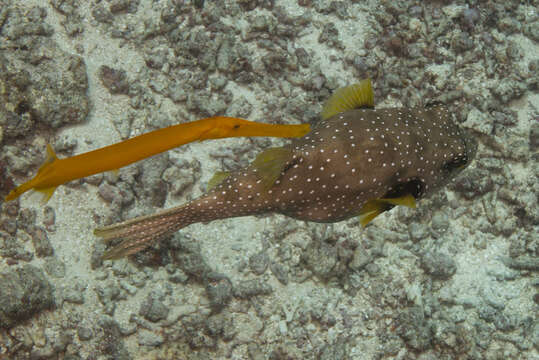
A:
[
  {"left": 380, "top": 194, "right": 416, "bottom": 209},
  {"left": 321, "top": 78, "right": 374, "bottom": 120},
  {"left": 207, "top": 171, "right": 231, "bottom": 191},
  {"left": 251, "top": 147, "right": 294, "bottom": 189},
  {"left": 358, "top": 194, "right": 416, "bottom": 227}
]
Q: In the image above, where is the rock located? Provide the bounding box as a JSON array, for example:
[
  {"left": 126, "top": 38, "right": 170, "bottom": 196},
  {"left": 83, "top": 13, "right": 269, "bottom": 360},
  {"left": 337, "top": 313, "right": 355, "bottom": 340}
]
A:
[
  {"left": 530, "top": 121, "right": 539, "bottom": 151},
  {"left": 205, "top": 312, "right": 234, "bottom": 339},
  {"left": 77, "top": 325, "right": 94, "bottom": 341},
  {"left": 348, "top": 246, "right": 372, "bottom": 271},
  {"left": 396, "top": 306, "right": 432, "bottom": 351},
  {"left": 161, "top": 165, "right": 197, "bottom": 197},
  {"left": 450, "top": 168, "right": 494, "bottom": 199},
  {"left": 420, "top": 251, "right": 457, "bottom": 279},
  {"left": 0, "top": 230, "right": 34, "bottom": 261},
  {"left": 43, "top": 257, "right": 66, "bottom": 278},
  {"left": 270, "top": 262, "right": 289, "bottom": 285},
  {"left": 61, "top": 282, "right": 86, "bottom": 304},
  {"left": 139, "top": 153, "right": 169, "bottom": 207},
  {"left": 97, "top": 318, "right": 130, "bottom": 359},
  {"left": 0, "top": 14, "right": 89, "bottom": 129},
  {"left": 249, "top": 251, "right": 269, "bottom": 275},
  {"left": 462, "top": 108, "right": 493, "bottom": 135},
  {"left": 234, "top": 279, "right": 272, "bottom": 299},
  {"left": 204, "top": 272, "right": 233, "bottom": 312},
  {"left": 137, "top": 329, "right": 164, "bottom": 346},
  {"left": 139, "top": 293, "right": 169, "bottom": 322},
  {"left": 301, "top": 240, "right": 338, "bottom": 279},
  {"left": 98, "top": 65, "right": 129, "bottom": 94},
  {"left": 0, "top": 265, "right": 54, "bottom": 329},
  {"left": 408, "top": 223, "right": 428, "bottom": 242}
]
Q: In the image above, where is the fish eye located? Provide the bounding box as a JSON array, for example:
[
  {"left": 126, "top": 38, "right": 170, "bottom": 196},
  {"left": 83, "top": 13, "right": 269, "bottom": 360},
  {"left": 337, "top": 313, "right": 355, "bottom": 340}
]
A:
[{"left": 443, "top": 156, "right": 468, "bottom": 172}]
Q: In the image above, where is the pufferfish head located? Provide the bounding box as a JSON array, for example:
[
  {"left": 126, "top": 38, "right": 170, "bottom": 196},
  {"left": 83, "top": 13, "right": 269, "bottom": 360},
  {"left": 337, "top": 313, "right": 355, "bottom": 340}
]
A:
[
  {"left": 391, "top": 105, "right": 477, "bottom": 201},
  {"left": 440, "top": 122, "right": 477, "bottom": 179}
]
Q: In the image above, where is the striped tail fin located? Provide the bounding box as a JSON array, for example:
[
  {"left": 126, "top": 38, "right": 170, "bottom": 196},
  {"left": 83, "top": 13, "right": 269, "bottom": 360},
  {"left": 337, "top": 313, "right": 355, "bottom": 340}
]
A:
[{"left": 94, "top": 204, "right": 191, "bottom": 260}]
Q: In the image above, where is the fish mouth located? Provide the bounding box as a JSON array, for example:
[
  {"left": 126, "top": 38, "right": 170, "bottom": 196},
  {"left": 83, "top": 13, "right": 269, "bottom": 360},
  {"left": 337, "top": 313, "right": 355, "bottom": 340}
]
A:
[{"left": 442, "top": 128, "right": 477, "bottom": 176}]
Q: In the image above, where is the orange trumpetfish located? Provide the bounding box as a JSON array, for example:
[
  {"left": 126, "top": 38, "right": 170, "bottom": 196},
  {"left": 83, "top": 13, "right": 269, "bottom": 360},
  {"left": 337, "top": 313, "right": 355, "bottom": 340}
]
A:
[{"left": 4, "top": 116, "right": 310, "bottom": 202}]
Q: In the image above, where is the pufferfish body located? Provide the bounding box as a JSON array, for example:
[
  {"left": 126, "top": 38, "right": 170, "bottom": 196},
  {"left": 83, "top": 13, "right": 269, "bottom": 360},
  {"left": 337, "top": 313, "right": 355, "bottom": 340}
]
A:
[{"left": 96, "top": 79, "right": 476, "bottom": 259}]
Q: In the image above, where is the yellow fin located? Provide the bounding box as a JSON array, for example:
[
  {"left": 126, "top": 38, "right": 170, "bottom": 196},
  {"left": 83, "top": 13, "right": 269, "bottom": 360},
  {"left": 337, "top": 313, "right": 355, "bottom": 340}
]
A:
[
  {"left": 38, "top": 144, "right": 57, "bottom": 173},
  {"left": 4, "top": 144, "right": 59, "bottom": 202},
  {"left": 46, "top": 143, "right": 57, "bottom": 160},
  {"left": 34, "top": 145, "right": 59, "bottom": 203},
  {"left": 207, "top": 171, "right": 230, "bottom": 191},
  {"left": 358, "top": 194, "right": 416, "bottom": 227},
  {"left": 358, "top": 209, "right": 381, "bottom": 227},
  {"left": 251, "top": 147, "right": 292, "bottom": 189},
  {"left": 321, "top": 79, "right": 374, "bottom": 120},
  {"left": 358, "top": 199, "right": 390, "bottom": 227},
  {"left": 37, "top": 186, "right": 57, "bottom": 204},
  {"left": 379, "top": 194, "right": 416, "bottom": 208}
]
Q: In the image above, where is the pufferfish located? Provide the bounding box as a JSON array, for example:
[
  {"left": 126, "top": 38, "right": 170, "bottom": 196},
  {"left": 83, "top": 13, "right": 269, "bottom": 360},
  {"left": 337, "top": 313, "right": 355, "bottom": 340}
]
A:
[{"left": 96, "top": 79, "right": 476, "bottom": 259}]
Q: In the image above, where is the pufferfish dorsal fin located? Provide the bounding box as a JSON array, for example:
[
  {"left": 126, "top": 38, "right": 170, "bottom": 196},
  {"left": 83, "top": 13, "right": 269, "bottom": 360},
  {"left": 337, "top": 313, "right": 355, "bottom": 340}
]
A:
[
  {"left": 207, "top": 171, "right": 231, "bottom": 191},
  {"left": 321, "top": 78, "right": 374, "bottom": 120},
  {"left": 358, "top": 194, "right": 416, "bottom": 227},
  {"left": 251, "top": 147, "right": 293, "bottom": 189}
]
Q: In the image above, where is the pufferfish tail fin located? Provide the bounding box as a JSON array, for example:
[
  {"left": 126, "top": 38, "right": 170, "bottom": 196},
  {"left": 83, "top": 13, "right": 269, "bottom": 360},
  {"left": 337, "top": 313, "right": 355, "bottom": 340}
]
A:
[
  {"left": 95, "top": 204, "right": 191, "bottom": 260},
  {"left": 321, "top": 78, "right": 374, "bottom": 120},
  {"left": 358, "top": 194, "right": 416, "bottom": 227}
]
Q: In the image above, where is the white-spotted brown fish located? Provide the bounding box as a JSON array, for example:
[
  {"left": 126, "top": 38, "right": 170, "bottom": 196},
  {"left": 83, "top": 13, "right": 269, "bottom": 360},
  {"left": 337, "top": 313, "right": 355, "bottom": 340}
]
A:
[{"left": 95, "top": 79, "right": 476, "bottom": 259}]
